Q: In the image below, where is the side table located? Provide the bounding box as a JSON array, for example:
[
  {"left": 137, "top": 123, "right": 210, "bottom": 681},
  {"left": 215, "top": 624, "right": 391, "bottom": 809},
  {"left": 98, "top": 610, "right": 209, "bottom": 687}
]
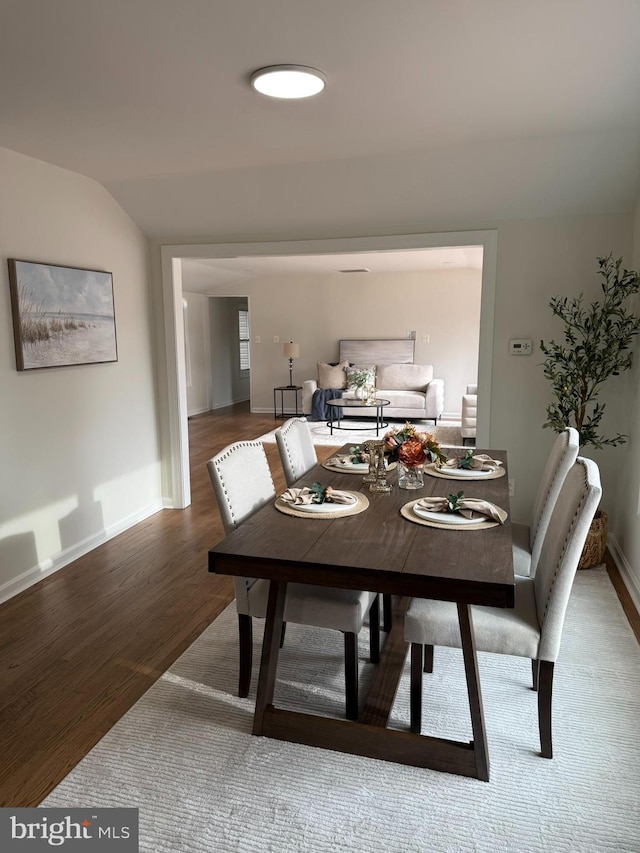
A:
[{"left": 273, "top": 385, "right": 302, "bottom": 419}]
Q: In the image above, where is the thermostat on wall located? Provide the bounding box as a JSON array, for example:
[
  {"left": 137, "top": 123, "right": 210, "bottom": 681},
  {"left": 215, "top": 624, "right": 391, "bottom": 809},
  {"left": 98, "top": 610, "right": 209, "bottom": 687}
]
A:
[{"left": 509, "top": 339, "right": 533, "bottom": 355}]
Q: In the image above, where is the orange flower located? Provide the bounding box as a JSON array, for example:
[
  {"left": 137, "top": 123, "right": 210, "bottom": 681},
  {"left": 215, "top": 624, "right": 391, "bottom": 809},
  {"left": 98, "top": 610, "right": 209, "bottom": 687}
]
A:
[{"left": 397, "top": 438, "right": 426, "bottom": 467}]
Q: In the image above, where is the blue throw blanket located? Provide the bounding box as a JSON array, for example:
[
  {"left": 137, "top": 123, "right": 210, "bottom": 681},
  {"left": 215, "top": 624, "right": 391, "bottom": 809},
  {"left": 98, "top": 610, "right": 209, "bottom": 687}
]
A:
[{"left": 311, "top": 388, "right": 343, "bottom": 421}]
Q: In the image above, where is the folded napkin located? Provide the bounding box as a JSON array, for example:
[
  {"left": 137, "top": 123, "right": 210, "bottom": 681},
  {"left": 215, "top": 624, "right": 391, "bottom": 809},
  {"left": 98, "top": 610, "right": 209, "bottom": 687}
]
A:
[
  {"left": 280, "top": 487, "right": 356, "bottom": 505},
  {"left": 331, "top": 453, "right": 368, "bottom": 466},
  {"left": 444, "top": 453, "right": 503, "bottom": 472},
  {"left": 415, "top": 496, "right": 508, "bottom": 524}
]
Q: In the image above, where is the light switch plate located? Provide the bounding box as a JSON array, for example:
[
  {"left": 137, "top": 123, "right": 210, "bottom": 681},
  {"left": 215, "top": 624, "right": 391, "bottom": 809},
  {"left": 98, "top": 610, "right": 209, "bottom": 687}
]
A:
[{"left": 509, "top": 339, "right": 532, "bottom": 355}]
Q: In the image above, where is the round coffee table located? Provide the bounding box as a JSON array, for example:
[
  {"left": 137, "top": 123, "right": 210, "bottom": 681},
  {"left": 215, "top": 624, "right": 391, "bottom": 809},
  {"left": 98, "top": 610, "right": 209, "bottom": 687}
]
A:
[{"left": 326, "top": 397, "right": 390, "bottom": 437}]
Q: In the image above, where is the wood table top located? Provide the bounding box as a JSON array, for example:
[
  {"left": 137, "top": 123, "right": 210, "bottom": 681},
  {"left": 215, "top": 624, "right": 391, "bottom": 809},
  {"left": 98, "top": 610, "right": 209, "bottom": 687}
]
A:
[{"left": 209, "top": 447, "right": 515, "bottom": 609}]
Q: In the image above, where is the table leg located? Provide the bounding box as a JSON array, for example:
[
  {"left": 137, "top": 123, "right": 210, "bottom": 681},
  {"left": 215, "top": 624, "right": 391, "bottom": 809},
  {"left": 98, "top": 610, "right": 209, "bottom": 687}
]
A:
[
  {"left": 253, "top": 580, "right": 288, "bottom": 735},
  {"left": 457, "top": 602, "right": 490, "bottom": 782}
]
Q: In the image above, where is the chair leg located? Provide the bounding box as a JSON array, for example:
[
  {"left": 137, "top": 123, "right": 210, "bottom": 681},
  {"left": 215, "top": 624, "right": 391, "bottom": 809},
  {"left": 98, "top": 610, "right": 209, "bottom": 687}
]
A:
[
  {"left": 369, "top": 595, "right": 380, "bottom": 664},
  {"left": 531, "top": 658, "right": 539, "bottom": 691},
  {"left": 382, "top": 593, "right": 392, "bottom": 632},
  {"left": 423, "top": 644, "right": 434, "bottom": 673},
  {"left": 280, "top": 622, "right": 287, "bottom": 648},
  {"left": 538, "top": 660, "right": 554, "bottom": 758},
  {"left": 410, "top": 643, "right": 423, "bottom": 734},
  {"left": 344, "top": 632, "right": 359, "bottom": 721},
  {"left": 238, "top": 613, "right": 253, "bottom": 698}
]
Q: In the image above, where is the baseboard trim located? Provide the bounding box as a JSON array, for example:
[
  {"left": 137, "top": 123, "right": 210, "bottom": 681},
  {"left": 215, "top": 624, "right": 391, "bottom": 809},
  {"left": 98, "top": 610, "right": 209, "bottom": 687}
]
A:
[
  {"left": 0, "top": 499, "right": 165, "bottom": 605},
  {"left": 607, "top": 533, "right": 640, "bottom": 616}
]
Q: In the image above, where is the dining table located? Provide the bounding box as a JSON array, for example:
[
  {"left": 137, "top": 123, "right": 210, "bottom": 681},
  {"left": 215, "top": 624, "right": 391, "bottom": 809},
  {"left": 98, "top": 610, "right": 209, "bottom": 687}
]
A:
[{"left": 208, "top": 445, "right": 515, "bottom": 782}]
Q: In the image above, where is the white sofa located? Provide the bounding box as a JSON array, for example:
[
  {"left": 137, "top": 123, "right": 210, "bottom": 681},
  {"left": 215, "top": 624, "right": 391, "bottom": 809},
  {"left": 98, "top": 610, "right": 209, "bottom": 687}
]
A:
[{"left": 303, "top": 362, "right": 445, "bottom": 423}]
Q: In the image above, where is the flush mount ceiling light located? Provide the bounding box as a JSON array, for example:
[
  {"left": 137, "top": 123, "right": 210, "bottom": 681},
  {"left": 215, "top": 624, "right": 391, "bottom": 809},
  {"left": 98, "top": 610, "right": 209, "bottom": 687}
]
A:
[{"left": 250, "top": 65, "right": 326, "bottom": 99}]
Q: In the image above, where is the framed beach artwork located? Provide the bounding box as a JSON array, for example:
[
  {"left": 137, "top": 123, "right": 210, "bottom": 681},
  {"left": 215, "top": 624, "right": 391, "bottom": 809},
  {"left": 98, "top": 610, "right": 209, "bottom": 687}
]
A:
[{"left": 7, "top": 259, "right": 118, "bottom": 371}]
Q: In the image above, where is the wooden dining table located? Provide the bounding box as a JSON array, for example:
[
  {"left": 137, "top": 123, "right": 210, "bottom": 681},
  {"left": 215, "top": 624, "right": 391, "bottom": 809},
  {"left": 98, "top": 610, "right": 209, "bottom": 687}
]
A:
[{"left": 208, "top": 446, "right": 515, "bottom": 782}]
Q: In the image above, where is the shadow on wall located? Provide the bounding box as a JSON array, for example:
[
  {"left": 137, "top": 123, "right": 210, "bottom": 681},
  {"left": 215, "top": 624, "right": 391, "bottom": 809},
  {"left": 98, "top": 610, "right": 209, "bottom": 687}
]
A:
[
  {"left": 0, "top": 532, "right": 39, "bottom": 590},
  {"left": 58, "top": 491, "right": 105, "bottom": 552}
]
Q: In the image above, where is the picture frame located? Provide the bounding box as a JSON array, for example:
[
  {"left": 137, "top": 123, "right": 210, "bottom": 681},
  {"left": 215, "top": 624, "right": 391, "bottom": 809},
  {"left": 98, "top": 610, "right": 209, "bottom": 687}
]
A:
[{"left": 7, "top": 259, "right": 118, "bottom": 371}]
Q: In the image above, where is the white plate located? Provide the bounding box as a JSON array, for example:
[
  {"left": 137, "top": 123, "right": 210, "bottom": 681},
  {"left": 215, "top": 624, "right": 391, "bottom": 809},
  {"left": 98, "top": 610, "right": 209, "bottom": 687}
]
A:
[
  {"left": 334, "top": 460, "right": 369, "bottom": 469},
  {"left": 412, "top": 504, "right": 482, "bottom": 525},
  {"left": 438, "top": 466, "right": 495, "bottom": 478},
  {"left": 293, "top": 499, "right": 355, "bottom": 513}
]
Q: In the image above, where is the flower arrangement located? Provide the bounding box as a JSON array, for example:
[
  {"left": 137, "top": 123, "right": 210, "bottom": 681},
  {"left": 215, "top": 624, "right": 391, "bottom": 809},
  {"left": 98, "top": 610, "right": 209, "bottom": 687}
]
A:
[
  {"left": 348, "top": 368, "right": 373, "bottom": 389},
  {"left": 383, "top": 422, "right": 447, "bottom": 467}
]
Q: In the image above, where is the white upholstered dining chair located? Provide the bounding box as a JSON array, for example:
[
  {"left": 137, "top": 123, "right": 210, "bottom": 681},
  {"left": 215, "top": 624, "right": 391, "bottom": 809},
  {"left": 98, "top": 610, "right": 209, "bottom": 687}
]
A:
[
  {"left": 207, "top": 439, "right": 380, "bottom": 720},
  {"left": 275, "top": 417, "right": 318, "bottom": 487},
  {"left": 512, "top": 427, "right": 579, "bottom": 577},
  {"left": 404, "top": 456, "right": 601, "bottom": 758}
]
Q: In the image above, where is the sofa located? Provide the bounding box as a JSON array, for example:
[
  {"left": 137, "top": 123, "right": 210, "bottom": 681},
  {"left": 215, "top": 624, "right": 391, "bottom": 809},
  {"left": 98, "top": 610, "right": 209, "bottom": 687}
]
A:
[
  {"left": 461, "top": 383, "right": 478, "bottom": 444},
  {"left": 303, "top": 361, "right": 445, "bottom": 423}
]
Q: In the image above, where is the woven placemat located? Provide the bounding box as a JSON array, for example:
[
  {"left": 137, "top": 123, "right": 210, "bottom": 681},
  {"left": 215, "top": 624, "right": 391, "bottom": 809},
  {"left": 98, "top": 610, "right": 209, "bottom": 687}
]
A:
[
  {"left": 275, "top": 490, "right": 369, "bottom": 519},
  {"left": 425, "top": 463, "right": 506, "bottom": 481},
  {"left": 322, "top": 458, "right": 397, "bottom": 475},
  {"left": 400, "top": 499, "right": 501, "bottom": 530}
]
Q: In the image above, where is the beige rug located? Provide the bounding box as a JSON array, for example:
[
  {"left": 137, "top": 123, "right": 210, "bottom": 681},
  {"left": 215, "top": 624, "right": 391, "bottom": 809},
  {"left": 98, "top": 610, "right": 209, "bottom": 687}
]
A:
[
  {"left": 42, "top": 567, "right": 640, "bottom": 852},
  {"left": 259, "top": 419, "right": 466, "bottom": 448}
]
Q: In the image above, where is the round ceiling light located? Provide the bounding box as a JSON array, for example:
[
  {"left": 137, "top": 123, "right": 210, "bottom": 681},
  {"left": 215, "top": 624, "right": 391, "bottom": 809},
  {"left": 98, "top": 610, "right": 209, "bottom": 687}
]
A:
[{"left": 250, "top": 65, "right": 326, "bottom": 99}]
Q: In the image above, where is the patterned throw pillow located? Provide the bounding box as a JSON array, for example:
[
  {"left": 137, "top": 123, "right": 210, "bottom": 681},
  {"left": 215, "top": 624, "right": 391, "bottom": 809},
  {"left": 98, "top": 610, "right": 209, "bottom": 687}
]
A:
[
  {"left": 317, "top": 360, "right": 349, "bottom": 389},
  {"left": 345, "top": 365, "right": 376, "bottom": 391}
]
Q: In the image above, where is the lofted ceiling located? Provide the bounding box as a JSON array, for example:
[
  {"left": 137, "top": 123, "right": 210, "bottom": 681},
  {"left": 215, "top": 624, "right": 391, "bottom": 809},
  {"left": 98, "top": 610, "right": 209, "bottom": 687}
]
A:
[{"left": 1, "top": 1, "right": 639, "bottom": 250}]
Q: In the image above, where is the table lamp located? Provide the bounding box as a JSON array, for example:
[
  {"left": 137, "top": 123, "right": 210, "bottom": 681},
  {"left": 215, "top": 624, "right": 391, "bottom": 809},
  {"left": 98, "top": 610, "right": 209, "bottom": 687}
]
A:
[{"left": 283, "top": 341, "right": 299, "bottom": 387}]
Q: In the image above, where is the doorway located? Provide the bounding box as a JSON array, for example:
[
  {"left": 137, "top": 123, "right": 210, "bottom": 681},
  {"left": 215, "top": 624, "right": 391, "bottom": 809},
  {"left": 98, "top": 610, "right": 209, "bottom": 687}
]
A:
[{"left": 161, "top": 230, "right": 498, "bottom": 507}]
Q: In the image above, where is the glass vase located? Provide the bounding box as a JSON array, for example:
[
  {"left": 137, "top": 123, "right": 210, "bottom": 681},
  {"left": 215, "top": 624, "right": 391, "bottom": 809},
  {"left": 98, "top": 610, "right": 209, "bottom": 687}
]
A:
[{"left": 398, "top": 462, "right": 424, "bottom": 489}]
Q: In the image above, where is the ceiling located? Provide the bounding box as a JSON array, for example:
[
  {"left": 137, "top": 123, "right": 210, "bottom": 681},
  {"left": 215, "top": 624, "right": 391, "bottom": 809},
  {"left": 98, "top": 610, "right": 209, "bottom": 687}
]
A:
[
  {"left": 2, "top": 0, "right": 639, "bottom": 182},
  {"left": 181, "top": 246, "right": 484, "bottom": 294},
  {"left": 2, "top": 1, "right": 639, "bottom": 249}
]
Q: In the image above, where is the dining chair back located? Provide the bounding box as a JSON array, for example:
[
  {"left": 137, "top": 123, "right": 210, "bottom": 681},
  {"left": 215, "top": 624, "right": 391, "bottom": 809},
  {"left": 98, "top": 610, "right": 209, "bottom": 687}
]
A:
[
  {"left": 207, "top": 439, "right": 379, "bottom": 719},
  {"left": 512, "top": 426, "right": 579, "bottom": 577},
  {"left": 275, "top": 417, "right": 318, "bottom": 487},
  {"left": 404, "top": 456, "right": 601, "bottom": 758}
]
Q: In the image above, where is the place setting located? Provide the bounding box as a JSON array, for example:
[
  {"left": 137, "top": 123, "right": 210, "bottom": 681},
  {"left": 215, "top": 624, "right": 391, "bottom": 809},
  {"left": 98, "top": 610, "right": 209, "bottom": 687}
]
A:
[
  {"left": 275, "top": 481, "right": 369, "bottom": 518},
  {"left": 426, "top": 448, "right": 506, "bottom": 481},
  {"left": 401, "top": 490, "right": 508, "bottom": 530},
  {"left": 322, "top": 444, "right": 397, "bottom": 474}
]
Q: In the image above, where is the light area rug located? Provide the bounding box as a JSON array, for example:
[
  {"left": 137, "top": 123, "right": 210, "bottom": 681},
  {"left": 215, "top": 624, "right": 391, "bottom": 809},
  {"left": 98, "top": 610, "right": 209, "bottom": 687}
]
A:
[
  {"left": 43, "top": 567, "right": 640, "bottom": 853},
  {"left": 259, "top": 419, "right": 465, "bottom": 448}
]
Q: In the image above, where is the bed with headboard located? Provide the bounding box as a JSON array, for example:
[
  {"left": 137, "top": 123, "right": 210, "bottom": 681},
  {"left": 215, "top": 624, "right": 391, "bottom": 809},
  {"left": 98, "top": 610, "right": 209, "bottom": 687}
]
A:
[{"left": 302, "top": 338, "right": 445, "bottom": 423}]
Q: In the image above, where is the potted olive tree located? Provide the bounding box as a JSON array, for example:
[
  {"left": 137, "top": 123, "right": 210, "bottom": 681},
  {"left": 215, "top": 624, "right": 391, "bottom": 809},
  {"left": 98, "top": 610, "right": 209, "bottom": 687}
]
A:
[{"left": 539, "top": 254, "right": 640, "bottom": 567}]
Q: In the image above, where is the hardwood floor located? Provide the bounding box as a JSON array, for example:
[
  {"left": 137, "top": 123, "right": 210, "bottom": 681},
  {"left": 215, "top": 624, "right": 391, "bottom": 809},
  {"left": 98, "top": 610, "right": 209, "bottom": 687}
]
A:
[
  {"left": 0, "top": 403, "right": 335, "bottom": 807},
  {"left": 0, "top": 404, "right": 637, "bottom": 805}
]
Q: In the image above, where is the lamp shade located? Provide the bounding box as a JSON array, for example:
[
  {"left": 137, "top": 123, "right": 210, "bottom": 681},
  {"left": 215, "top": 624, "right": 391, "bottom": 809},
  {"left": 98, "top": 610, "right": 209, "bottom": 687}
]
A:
[{"left": 283, "top": 342, "right": 300, "bottom": 359}]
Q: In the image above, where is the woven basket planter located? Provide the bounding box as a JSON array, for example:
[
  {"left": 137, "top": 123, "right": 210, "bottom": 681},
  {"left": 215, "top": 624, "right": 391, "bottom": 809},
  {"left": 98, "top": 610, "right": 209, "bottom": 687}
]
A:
[{"left": 578, "top": 509, "right": 608, "bottom": 570}]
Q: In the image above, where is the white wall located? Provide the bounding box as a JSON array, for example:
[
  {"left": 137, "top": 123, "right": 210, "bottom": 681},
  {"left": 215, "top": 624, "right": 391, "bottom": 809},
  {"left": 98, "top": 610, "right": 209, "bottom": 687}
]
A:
[
  {"left": 608, "top": 201, "right": 640, "bottom": 608},
  {"left": 489, "top": 214, "right": 633, "bottom": 528},
  {"left": 223, "top": 268, "right": 481, "bottom": 417},
  {"left": 183, "top": 291, "right": 210, "bottom": 416},
  {"left": 0, "top": 147, "right": 161, "bottom": 602}
]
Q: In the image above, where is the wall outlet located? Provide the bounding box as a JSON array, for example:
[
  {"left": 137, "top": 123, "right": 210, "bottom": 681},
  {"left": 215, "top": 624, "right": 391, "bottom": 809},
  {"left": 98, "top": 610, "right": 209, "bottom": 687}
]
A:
[
  {"left": 254, "top": 335, "right": 261, "bottom": 343},
  {"left": 422, "top": 333, "right": 430, "bottom": 343},
  {"left": 508, "top": 478, "right": 515, "bottom": 497},
  {"left": 273, "top": 335, "right": 279, "bottom": 344}
]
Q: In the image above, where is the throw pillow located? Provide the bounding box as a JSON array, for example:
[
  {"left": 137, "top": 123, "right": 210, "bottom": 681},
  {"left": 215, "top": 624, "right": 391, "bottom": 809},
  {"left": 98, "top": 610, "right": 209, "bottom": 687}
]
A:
[
  {"left": 375, "top": 363, "right": 433, "bottom": 391},
  {"left": 345, "top": 365, "right": 376, "bottom": 391},
  {"left": 317, "top": 360, "right": 349, "bottom": 389}
]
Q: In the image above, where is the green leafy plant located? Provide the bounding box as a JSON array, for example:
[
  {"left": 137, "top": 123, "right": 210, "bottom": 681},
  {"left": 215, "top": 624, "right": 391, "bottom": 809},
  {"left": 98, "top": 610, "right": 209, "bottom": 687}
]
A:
[
  {"left": 446, "top": 491, "right": 465, "bottom": 513},
  {"left": 539, "top": 255, "right": 640, "bottom": 448},
  {"left": 309, "top": 482, "right": 328, "bottom": 504},
  {"left": 457, "top": 449, "right": 475, "bottom": 469}
]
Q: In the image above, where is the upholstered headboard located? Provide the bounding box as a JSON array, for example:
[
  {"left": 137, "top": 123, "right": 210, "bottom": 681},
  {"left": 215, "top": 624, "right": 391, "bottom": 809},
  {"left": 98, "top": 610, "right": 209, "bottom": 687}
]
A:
[{"left": 339, "top": 339, "right": 415, "bottom": 365}]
